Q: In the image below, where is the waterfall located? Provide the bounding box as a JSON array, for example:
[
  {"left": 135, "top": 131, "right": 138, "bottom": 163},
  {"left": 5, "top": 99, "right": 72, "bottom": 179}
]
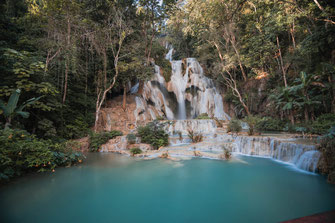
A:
[
  {"left": 165, "top": 48, "right": 173, "bottom": 61},
  {"left": 232, "top": 136, "right": 320, "bottom": 172},
  {"left": 165, "top": 119, "right": 218, "bottom": 136},
  {"left": 295, "top": 150, "right": 321, "bottom": 172},
  {"left": 170, "top": 60, "right": 188, "bottom": 119},
  {"left": 130, "top": 82, "right": 139, "bottom": 94},
  {"left": 136, "top": 48, "right": 230, "bottom": 120}
]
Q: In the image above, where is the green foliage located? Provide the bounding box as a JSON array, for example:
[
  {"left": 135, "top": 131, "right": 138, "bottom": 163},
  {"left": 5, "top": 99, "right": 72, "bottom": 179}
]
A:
[
  {"left": 243, "top": 115, "right": 261, "bottom": 136},
  {"left": 168, "top": 0, "right": 335, "bottom": 124},
  {"left": 255, "top": 117, "right": 285, "bottom": 132},
  {"left": 126, "top": 133, "right": 136, "bottom": 144},
  {"left": 37, "top": 119, "right": 57, "bottom": 139},
  {"left": 151, "top": 41, "right": 172, "bottom": 82},
  {"left": 311, "top": 114, "right": 335, "bottom": 135},
  {"left": 0, "top": 129, "right": 84, "bottom": 181},
  {"left": 137, "top": 121, "right": 169, "bottom": 149},
  {"left": 224, "top": 149, "right": 232, "bottom": 160},
  {"left": 318, "top": 126, "right": 335, "bottom": 184},
  {"left": 89, "top": 131, "right": 123, "bottom": 152},
  {"left": 65, "top": 116, "right": 92, "bottom": 139},
  {"left": 219, "top": 146, "right": 232, "bottom": 160},
  {"left": 155, "top": 116, "right": 165, "bottom": 121},
  {"left": 227, "top": 119, "right": 242, "bottom": 133},
  {"left": 187, "top": 128, "right": 203, "bottom": 143},
  {"left": 130, "top": 147, "right": 142, "bottom": 156},
  {"left": 0, "top": 89, "right": 41, "bottom": 129},
  {"left": 196, "top": 113, "right": 211, "bottom": 120},
  {"left": 51, "top": 141, "right": 84, "bottom": 167}
]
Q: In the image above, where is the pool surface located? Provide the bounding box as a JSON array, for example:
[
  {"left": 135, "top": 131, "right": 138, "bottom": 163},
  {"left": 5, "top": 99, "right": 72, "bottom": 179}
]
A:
[{"left": 1, "top": 153, "right": 335, "bottom": 223}]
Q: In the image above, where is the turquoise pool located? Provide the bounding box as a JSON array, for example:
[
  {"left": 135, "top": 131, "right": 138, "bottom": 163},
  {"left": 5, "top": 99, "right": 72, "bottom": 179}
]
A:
[{"left": 1, "top": 153, "right": 335, "bottom": 223}]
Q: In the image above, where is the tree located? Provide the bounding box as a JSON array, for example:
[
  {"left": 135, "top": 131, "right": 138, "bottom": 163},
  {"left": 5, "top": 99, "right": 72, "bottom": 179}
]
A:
[
  {"left": 291, "top": 72, "right": 322, "bottom": 121},
  {"left": 32, "top": 0, "right": 82, "bottom": 104},
  {"left": 93, "top": 8, "right": 132, "bottom": 132},
  {"left": 0, "top": 89, "right": 41, "bottom": 129},
  {"left": 137, "top": 0, "right": 164, "bottom": 63}
]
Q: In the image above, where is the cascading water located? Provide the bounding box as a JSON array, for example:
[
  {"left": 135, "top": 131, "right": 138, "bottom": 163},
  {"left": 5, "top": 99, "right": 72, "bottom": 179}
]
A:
[
  {"left": 231, "top": 136, "right": 321, "bottom": 172},
  {"left": 170, "top": 60, "right": 188, "bottom": 119},
  {"left": 136, "top": 48, "right": 230, "bottom": 120},
  {"left": 114, "top": 47, "right": 321, "bottom": 174},
  {"left": 165, "top": 48, "right": 173, "bottom": 61}
]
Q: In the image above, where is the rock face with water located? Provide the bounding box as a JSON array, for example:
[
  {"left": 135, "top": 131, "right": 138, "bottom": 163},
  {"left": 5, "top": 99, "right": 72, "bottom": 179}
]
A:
[
  {"left": 96, "top": 49, "right": 321, "bottom": 174},
  {"left": 230, "top": 135, "right": 320, "bottom": 172},
  {"left": 98, "top": 51, "right": 230, "bottom": 130},
  {"left": 138, "top": 55, "right": 230, "bottom": 121}
]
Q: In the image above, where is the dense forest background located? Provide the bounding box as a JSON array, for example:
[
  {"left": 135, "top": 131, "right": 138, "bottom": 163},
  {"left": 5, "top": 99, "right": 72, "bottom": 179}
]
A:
[
  {"left": 1, "top": 0, "right": 335, "bottom": 181},
  {"left": 0, "top": 0, "right": 334, "bottom": 139}
]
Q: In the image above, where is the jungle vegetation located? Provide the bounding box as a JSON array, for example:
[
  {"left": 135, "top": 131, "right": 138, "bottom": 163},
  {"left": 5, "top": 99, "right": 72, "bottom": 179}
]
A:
[{"left": 0, "top": 0, "right": 334, "bottom": 180}]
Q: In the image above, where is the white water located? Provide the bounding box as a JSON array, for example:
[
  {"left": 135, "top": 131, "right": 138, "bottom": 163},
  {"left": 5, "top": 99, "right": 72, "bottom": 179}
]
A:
[
  {"left": 232, "top": 136, "right": 320, "bottom": 172},
  {"left": 165, "top": 48, "right": 173, "bottom": 61},
  {"left": 165, "top": 119, "right": 218, "bottom": 136},
  {"left": 134, "top": 49, "right": 229, "bottom": 121},
  {"left": 141, "top": 65, "right": 174, "bottom": 120},
  {"left": 170, "top": 60, "right": 188, "bottom": 119},
  {"left": 130, "top": 48, "right": 321, "bottom": 173}
]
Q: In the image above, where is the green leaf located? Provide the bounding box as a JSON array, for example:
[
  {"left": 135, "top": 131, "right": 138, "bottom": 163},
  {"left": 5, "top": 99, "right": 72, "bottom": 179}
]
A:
[
  {"left": 16, "top": 96, "right": 42, "bottom": 112},
  {"left": 4, "top": 89, "right": 21, "bottom": 117},
  {"left": 16, "top": 111, "right": 30, "bottom": 118},
  {"left": 0, "top": 99, "right": 5, "bottom": 111}
]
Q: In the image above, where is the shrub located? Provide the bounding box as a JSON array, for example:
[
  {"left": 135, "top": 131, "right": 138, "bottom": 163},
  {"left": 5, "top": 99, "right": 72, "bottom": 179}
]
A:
[
  {"left": 227, "top": 119, "right": 242, "bottom": 133},
  {"left": 295, "top": 126, "right": 307, "bottom": 137},
  {"left": 130, "top": 148, "right": 142, "bottom": 156},
  {"left": 220, "top": 146, "right": 232, "bottom": 160},
  {"left": 160, "top": 152, "right": 169, "bottom": 158},
  {"left": 126, "top": 134, "right": 136, "bottom": 144},
  {"left": 187, "top": 128, "right": 203, "bottom": 143},
  {"left": 243, "top": 115, "right": 261, "bottom": 135},
  {"left": 65, "top": 116, "right": 92, "bottom": 139},
  {"left": 283, "top": 123, "right": 297, "bottom": 133},
  {"left": 196, "top": 113, "right": 211, "bottom": 119},
  {"left": 214, "top": 118, "right": 223, "bottom": 128},
  {"left": 0, "top": 129, "right": 84, "bottom": 181},
  {"left": 255, "top": 116, "right": 285, "bottom": 132},
  {"left": 311, "top": 113, "right": 335, "bottom": 135},
  {"left": 224, "top": 149, "right": 232, "bottom": 160},
  {"left": 137, "top": 121, "right": 169, "bottom": 149},
  {"left": 37, "top": 119, "right": 57, "bottom": 139},
  {"left": 318, "top": 126, "right": 335, "bottom": 184},
  {"left": 283, "top": 123, "right": 310, "bottom": 134},
  {"left": 177, "top": 131, "right": 183, "bottom": 140},
  {"left": 89, "top": 131, "right": 123, "bottom": 152},
  {"left": 156, "top": 116, "right": 165, "bottom": 121},
  {"left": 51, "top": 141, "right": 85, "bottom": 166}
]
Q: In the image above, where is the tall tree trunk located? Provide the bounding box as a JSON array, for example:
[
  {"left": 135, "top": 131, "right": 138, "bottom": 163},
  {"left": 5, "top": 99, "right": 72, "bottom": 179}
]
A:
[
  {"left": 289, "top": 110, "right": 295, "bottom": 124},
  {"left": 313, "top": 0, "right": 324, "bottom": 11},
  {"left": 122, "top": 85, "right": 127, "bottom": 111},
  {"left": 329, "top": 74, "right": 335, "bottom": 113},
  {"left": 138, "top": 80, "right": 144, "bottom": 95},
  {"left": 63, "top": 16, "right": 71, "bottom": 104},
  {"left": 94, "top": 76, "right": 117, "bottom": 132},
  {"left": 62, "top": 62, "right": 68, "bottom": 104},
  {"left": 147, "top": 29, "right": 155, "bottom": 64},
  {"left": 230, "top": 38, "right": 247, "bottom": 81},
  {"left": 304, "top": 107, "right": 309, "bottom": 122},
  {"left": 276, "top": 36, "right": 288, "bottom": 87},
  {"left": 4, "top": 117, "right": 11, "bottom": 130},
  {"left": 103, "top": 51, "right": 107, "bottom": 91},
  {"left": 290, "top": 22, "right": 296, "bottom": 49},
  {"left": 304, "top": 91, "right": 310, "bottom": 121}
]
